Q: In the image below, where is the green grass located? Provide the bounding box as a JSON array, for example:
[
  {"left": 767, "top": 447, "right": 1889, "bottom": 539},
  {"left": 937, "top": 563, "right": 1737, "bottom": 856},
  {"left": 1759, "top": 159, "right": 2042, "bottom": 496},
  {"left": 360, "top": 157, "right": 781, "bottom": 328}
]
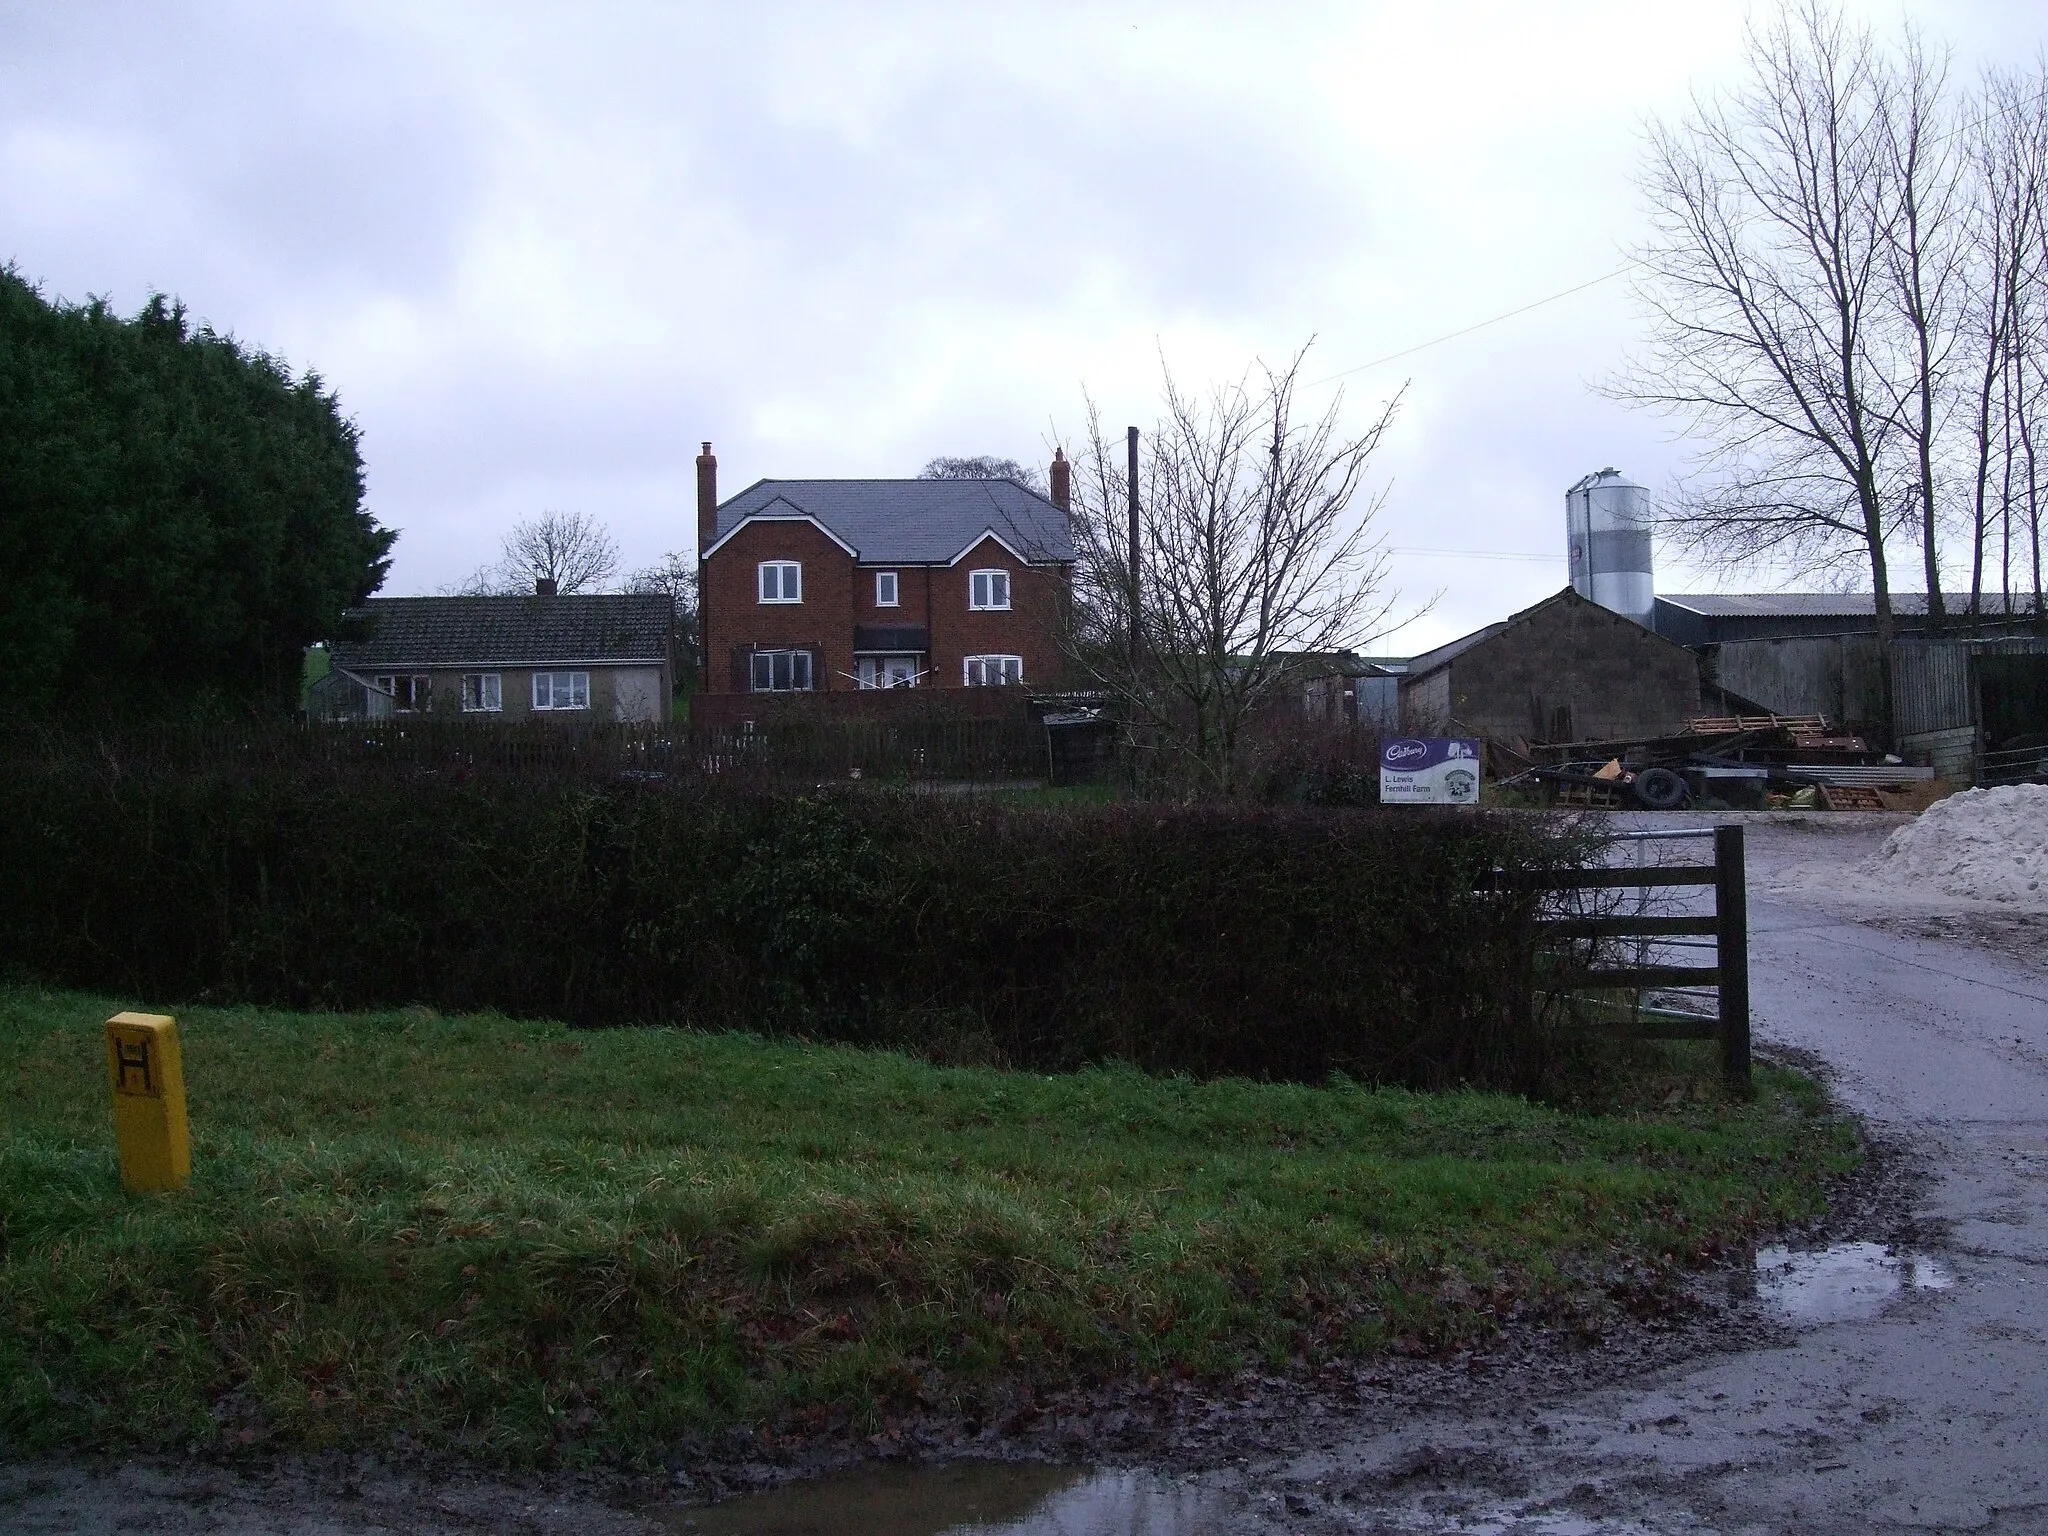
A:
[{"left": 0, "top": 984, "right": 1857, "bottom": 1465}]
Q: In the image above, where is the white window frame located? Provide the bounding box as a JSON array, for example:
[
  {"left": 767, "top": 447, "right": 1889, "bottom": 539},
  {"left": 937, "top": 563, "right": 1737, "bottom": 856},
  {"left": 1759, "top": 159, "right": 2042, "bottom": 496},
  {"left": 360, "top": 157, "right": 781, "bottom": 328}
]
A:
[
  {"left": 758, "top": 561, "right": 802, "bottom": 604},
  {"left": 749, "top": 649, "right": 815, "bottom": 692},
  {"left": 374, "top": 674, "right": 430, "bottom": 712},
  {"left": 856, "top": 655, "right": 919, "bottom": 689},
  {"left": 531, "top": 671, "right": 590, "bottom": 710},
  {"left": 968, "top": 568, "right": 1011, "bottom": 611},
  {"left": 963, "top": 654, "right": 1023, "bottom": 687},
  {"left": 874, "top": 570, "right": 899, "bottom": 607},
  {"left": 460, "top": 673, "right": 502, "bottom": 713}
]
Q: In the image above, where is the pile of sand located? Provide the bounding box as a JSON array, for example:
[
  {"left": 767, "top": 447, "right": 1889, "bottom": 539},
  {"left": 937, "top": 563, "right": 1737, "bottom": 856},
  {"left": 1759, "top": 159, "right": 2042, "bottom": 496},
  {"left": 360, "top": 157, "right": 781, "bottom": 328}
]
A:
[{"left": 1867, "top": 783, "right": 2048, "bottom": 906}]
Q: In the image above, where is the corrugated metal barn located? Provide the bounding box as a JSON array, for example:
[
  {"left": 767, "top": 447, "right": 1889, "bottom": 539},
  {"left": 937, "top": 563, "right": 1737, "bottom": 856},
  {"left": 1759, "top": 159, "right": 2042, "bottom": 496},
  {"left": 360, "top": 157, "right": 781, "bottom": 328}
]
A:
[{"left": 1892, "top": 637, "right": 2048, "bottom": 782}]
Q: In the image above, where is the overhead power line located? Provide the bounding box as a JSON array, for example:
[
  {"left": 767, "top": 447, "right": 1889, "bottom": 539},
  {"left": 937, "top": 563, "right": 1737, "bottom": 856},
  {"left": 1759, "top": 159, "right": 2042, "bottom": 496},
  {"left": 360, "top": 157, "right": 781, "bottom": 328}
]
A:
[
  {"left": 1310, "top": 267, "right": 1634, "bottom": 385},
  {"left": 1305, "top": 79, "right": 2048, "bottom": 389},
  {"left": 1391, "top": 547, "right": 1566, "bottom": 562}
]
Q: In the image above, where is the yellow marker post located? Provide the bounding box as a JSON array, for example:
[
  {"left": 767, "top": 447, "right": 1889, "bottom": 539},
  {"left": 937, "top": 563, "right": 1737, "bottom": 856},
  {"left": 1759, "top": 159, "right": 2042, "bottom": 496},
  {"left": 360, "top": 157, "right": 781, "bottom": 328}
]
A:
[{"left": 105, "top": 1012, "right": 191, "bottom": 1192}]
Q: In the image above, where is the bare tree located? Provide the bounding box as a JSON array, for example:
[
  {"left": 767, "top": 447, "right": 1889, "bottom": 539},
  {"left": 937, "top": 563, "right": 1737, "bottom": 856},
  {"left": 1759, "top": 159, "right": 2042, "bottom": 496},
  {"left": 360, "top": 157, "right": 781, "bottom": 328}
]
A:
[
  {"left": 1876, "top": 24, "right": 1967, "bottom": 630},
  {"left": 1960, "top": 66, "right": 2048, "bottom": 625},
  {"left": 918, "top": 455, "right": 1047, "bottom": 495},
  {"left": 501, "top": 511, "right": 618, "bottom": 593},
  {"left": 1616, "top": 2, "right": 1907, "bottom": 653},
  {"left": 626, "top": 550, "right": 700, "bottom": 681},
  {"left": 452, "top": 511, "right": 621, "bottom": 596},
  {"left": 1062, "top": 347, "right": 1405, "bottom": 797}
]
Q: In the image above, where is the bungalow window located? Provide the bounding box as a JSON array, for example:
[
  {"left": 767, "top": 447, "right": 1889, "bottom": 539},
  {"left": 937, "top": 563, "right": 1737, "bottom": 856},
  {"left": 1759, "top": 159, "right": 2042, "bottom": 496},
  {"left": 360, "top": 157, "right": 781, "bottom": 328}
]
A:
[
  {"left": 460, "top": 673, "right": 502, "bottom": 713},
  {"left": 968, "top": 569, "right": 1010, "bottom": 610},
  {"left": 531, "top": 671, "right": 589, "bottom": 710},
  {"left": 759, "top": 561, "right": 802, "bottom": 603},
  {"left": 750, "top": 649, "right": 814, "bottom": 692},
  {"left": 963, "top": 654, "right": 1023, "bottom": 687},
  {"left": 874, "top": 570, "right": 899, "bottom": 607},
  {"left": 374, "top": 674, "right": 430, "bottom": 712}
]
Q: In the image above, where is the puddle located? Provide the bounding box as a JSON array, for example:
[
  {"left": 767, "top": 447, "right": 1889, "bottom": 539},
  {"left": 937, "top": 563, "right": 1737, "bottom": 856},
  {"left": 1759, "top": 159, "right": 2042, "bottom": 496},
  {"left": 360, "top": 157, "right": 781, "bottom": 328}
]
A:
[
  {"left": 1743, "top": 1241, "right": 1954, "bottom": 1323},
  {"left": 663, "top": 1462, "right": 1239, "bottom": 1536}
]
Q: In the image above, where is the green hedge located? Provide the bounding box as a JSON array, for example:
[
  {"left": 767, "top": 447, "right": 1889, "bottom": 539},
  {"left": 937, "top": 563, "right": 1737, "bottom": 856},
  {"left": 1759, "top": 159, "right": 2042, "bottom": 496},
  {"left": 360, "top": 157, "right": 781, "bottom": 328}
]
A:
[{"left": 0, "top": 744, "right": 1591, "bottom": 1088}]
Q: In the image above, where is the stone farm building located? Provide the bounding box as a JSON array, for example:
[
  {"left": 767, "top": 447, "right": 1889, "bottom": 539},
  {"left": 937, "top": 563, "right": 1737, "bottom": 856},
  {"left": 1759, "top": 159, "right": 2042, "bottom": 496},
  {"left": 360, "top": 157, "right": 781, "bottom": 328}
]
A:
[{"left": 1400, "top": 587, "right": 1701, "bottom": 744}]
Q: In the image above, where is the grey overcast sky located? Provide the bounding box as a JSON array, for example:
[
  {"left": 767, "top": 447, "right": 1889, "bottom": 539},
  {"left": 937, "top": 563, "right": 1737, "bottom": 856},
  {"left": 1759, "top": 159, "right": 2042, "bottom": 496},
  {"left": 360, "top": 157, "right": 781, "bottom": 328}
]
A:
[{"left": 3, "top": 1, "right": 2041, "bottom": 650}]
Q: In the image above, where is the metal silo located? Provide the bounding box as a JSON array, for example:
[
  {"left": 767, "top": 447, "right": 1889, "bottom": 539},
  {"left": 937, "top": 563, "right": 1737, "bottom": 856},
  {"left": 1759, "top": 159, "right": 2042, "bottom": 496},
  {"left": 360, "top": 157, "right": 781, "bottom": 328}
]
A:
[{"left": 1565, "top": 469, "right": 1655, "bottom": 630}]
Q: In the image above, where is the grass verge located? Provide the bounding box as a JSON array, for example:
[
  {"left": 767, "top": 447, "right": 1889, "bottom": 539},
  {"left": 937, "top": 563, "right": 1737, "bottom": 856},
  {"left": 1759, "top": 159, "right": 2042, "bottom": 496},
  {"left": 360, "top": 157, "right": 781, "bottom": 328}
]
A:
[{"left": 0, "top": 985, "right": 1857, "bottom": 1465}]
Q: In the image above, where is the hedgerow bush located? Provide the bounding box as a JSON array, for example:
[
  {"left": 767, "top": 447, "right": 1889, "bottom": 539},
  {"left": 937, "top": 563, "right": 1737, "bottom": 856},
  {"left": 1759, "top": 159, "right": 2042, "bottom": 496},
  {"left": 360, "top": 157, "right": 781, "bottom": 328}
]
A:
[{"left": 0, "top": 734, "right": 1592, "bottom": 1088}]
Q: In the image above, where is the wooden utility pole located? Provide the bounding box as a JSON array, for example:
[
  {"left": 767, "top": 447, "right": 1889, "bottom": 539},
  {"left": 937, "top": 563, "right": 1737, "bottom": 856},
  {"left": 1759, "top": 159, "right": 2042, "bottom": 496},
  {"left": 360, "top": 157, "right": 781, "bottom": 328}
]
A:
[{"left": 1126, "top": 426, "right": 1141, "bottom": 669}]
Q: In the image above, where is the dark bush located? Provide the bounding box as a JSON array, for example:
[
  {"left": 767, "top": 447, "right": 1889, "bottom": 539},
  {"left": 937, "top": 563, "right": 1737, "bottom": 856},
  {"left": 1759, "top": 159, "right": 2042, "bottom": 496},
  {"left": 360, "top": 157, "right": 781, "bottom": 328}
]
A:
[
  {"left": 0, "top": 729, "right": 1592, "bottom": 1089},
  {"left": 1250, "top": 721, "right": 1384, "bottom": 805}
]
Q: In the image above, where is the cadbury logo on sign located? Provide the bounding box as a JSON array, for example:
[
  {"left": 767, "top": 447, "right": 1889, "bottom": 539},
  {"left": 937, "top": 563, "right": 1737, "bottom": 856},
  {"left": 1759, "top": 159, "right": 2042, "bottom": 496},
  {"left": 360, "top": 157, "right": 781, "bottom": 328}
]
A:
[{"left": 1384, "top": 739, "right": 1431, "bottom": 764}]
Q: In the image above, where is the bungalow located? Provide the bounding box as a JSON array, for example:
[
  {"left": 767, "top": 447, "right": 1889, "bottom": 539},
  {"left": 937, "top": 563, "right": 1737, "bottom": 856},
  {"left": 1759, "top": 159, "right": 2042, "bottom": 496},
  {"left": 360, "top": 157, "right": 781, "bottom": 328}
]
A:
[{"left": 311, "top": 587, "right": 675, "bottom": 723}]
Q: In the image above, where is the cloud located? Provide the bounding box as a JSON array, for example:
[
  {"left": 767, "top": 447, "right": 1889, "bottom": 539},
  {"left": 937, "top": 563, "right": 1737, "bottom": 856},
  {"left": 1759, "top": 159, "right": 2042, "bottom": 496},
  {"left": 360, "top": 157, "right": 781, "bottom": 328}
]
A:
[{"left": 2, "top": 0, "right": 2040, "bottom": 646}]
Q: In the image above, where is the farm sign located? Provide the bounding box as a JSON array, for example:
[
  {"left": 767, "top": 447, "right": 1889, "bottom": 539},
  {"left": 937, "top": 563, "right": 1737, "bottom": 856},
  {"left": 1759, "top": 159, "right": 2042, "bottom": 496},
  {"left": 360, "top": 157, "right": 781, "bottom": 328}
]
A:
[{"left": 1379, "top": 738, "right": 1482, "bottom": 805}]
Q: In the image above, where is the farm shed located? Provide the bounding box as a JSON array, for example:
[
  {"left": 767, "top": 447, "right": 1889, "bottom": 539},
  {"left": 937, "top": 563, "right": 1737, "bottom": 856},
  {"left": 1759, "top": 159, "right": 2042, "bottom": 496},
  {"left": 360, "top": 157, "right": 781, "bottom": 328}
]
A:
[
  {"left": 1701, "top": 634, "right": 1888, "bottom": 734},
  {"left": 1400, "top": 588, "right": 1700, "bottom": 745},
  {"left": 1891, "top": 637, "right": 2048, "bottom": 782}
]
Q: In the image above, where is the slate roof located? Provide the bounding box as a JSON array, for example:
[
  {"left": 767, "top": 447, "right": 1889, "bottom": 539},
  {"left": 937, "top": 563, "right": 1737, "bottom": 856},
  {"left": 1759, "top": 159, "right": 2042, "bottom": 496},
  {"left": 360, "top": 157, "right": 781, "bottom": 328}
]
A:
[
  {"left": 710, "top": 478, "right": 1076, "bottom": 564},
  {"left": 329, "top": 594, "right": 672, "bottom": 670},
  {"left": 1402, "top": 622, "right": 1511, "bottom": 679},
  {"left": 1404, "top": 587, "right": 1693, "bottom": 679}
]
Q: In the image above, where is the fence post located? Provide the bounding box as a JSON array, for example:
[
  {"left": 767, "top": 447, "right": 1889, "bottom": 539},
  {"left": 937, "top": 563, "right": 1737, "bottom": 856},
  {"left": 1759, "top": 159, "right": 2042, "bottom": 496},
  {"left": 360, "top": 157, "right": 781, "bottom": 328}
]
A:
[{"left": 1714, "top": 824, "right": 1751, "bottom": 1092}]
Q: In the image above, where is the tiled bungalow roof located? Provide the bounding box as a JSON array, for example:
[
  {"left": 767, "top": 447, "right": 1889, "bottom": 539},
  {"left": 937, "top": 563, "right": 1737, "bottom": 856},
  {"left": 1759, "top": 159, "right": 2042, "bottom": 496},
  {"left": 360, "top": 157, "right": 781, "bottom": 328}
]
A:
[{"left": 329, "top": 594, "right": 672, "bottom": 670}]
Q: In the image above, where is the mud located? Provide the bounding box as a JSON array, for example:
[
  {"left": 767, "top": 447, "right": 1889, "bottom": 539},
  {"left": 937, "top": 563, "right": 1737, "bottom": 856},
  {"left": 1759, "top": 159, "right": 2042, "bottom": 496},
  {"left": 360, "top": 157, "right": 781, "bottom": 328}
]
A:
[{"left": 6, "top": 813, "right": 2044, "bottom": 1533}]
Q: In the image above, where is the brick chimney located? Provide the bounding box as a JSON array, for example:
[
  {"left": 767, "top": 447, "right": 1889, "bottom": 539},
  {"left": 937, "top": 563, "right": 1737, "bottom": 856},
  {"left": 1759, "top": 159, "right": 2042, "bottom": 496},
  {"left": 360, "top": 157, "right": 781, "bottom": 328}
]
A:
[
  {"left": 696, "top": 441, "right": 718, "bottom": 559},
  {"left": 535, "top": 576, "right": 557, "bottom": 597},
  {"left": 1049, "top": 446, "right": 1070, "bottom": 512}
]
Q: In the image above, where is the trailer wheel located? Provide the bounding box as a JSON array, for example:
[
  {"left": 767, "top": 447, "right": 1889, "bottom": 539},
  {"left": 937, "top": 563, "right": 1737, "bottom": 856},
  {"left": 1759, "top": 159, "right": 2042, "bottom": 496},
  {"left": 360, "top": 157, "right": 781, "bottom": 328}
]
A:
[{"left": 1632, "top": 767, "right": 1689, "bottom": 810}]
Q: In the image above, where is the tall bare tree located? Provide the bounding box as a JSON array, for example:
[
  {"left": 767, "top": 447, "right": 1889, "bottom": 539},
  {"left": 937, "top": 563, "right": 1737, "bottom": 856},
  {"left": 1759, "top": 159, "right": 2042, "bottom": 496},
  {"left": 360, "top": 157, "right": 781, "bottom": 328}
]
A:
[
  {"left": 1617, "top": 2, "right": 1907, "bottom": 655},
  {"left": 1062, "top": 347, "right": 1405, "bottom": 796},
  {"left": 1960, "top": 66, "right": 2048, "bottom": 625},
  {"left": 1876, "top": 24, "right": 1967, "bottom": 630}
]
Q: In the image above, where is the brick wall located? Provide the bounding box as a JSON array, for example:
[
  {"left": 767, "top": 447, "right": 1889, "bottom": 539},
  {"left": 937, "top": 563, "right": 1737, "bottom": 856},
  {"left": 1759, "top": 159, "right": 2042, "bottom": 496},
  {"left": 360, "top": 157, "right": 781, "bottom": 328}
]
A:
[
  {"left": 704, "top": 523, "right": 1069, "bottom": 694},
  {"left": 702, "top": 520, "right": 858, "bottom": 692},
  {"left": 926, "top": 535, "right": 1068, "bottom": 689}
]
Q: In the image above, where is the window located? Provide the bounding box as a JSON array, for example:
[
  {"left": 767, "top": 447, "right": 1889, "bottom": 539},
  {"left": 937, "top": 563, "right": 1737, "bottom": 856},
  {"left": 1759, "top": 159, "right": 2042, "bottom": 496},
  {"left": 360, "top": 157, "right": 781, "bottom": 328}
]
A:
[
  {"left": 749, "top": 649, "right": 814, "bottom": 692},
  {"left": 758, "top": 561, "right": 802, "bottom": 603},
  {"left": 531, "top": 671, "right": 589, "bottom": 710},
  {"left": 969, "top": 569, "right": 1010, "bottom": 610},
  {"left": 856, "top": 655, "right": 919, "bottom": 689},
  {"left": 374, "top": 674, "right": 430, "bottom": 712},
  {"left": 963, "top": 654, "right": 1023, "bottom": 687},
  {"left": 874, "top": 570, "right": 899, "bottom": 607},
  {"left": 460, "top": 673, "right": 502, "bottom": 713}
]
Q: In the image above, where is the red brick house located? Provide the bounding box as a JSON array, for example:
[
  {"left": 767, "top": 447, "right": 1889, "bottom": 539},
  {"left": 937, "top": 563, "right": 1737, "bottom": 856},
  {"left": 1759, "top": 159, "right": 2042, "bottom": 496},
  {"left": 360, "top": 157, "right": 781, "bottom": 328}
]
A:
[{"left": 695, "top": 444, "right": 1075, "bottom": 694}]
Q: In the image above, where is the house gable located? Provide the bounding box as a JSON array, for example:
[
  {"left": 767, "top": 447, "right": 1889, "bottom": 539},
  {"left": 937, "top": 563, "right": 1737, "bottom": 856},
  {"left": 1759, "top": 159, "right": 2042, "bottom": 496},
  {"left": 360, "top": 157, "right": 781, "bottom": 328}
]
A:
[
  {"left": 1401, "top": 587, "right": 1700, "bottom": 743},
  {"left": 701, "top": 497, "right": 862, "bottom": 561}
]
